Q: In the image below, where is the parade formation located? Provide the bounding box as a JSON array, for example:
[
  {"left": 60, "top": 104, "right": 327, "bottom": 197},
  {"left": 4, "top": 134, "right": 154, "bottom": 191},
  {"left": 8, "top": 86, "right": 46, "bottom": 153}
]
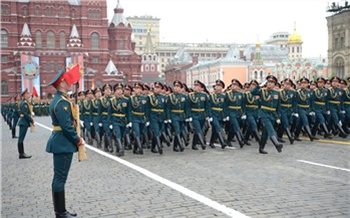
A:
[{"left": 2, "top": 75, "right": 350, "bottom": 158}]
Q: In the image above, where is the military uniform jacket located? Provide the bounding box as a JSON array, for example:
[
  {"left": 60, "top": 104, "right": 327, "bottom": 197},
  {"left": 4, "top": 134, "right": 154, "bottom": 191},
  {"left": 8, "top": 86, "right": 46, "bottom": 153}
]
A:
[
  {"left": 280, "top": 89, "right": 297, "bottom": 113},
  {"left": 108, "top": 96, "right": 131, "bottom": 126},
  {"left": 12, "top": 100, "right": 21, "bottom": 120},
  {"left": 130, "top": 95, "right": 149, "bottom": 124},
  {"left": 46, "top": 91, "right": 80, "bottom": 154},
  {"left": 344, "top": 87, "right": 350, "bottom": 109},
  {"left": 99, "top": 96, "right": 113, "bottom": 122},
  {"left": 17, "top": 99, "right": 33, "bottom": 127},
  {"left": 209, "top": 92, "right": 226, "bottom": 120},
  {"left": 91, "top": 98, "right": 101, "bottom": 120},
  {"left": 78, "top": 100, "right": 84, "bottom": 120},
  {"left": 225, "top": 90, "right": 245, "bottom": 117},
  {"left": 312, "top": 88, "right": 329, "bottom": 111},
  {"left": 244, "top": 91, "right": 260, "bottom": 115},
  {"left": 168, "top": 92, "right": 189, "bottom": 122},
  {"left": 296, "top": 88, "right": 314, "bottom": 112},
  {"left": 188, "top": 92, "right": 210, "bottom": 120},
  {"left": 250, "top": 86, "right": 281, "bottom": 119},
  {"left": 148, "top": 93, "right": 168, "bottom": 122},
  {"left": 328, "top": 86, "right": 344, "bottom": 110},
  {"left": 82, "top": 99, "right": 92, "bottom": 122}
]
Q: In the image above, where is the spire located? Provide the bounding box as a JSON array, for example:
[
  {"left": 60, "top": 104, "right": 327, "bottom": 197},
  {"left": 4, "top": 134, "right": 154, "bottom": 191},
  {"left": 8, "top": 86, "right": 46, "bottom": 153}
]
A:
[
  {"left": 253, "top": 35, "right": 263, "bottom": 65},
  {"left": 104, "top": 59, "right": 119, "bottom": 75},
  {"left": 17, "top": 23, "right": 36, "bottom": 47},
  {"left": 110, "top": 0, "right": 129, "bottom": 27},
  {"left": 67, "top": 24, "right": 83, "bottom": 48},
  {"left": 144, "top": 24, "right": 154, "bottom": 54}
]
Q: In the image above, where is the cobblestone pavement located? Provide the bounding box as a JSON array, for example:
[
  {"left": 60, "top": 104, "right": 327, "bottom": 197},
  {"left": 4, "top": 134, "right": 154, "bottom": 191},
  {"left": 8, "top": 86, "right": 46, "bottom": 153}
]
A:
[{"left": 2, "top": 116, "right": 350, "bottom": 218}]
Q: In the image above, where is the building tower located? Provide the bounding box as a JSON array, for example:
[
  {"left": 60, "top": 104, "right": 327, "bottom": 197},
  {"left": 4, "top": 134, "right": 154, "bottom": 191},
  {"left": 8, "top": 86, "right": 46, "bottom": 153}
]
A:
[
  {"left": 141, "top": 25, "right": 160, "bottom": 83},
  {"left": 287, "top": 23, "right": 303, "bottom": 59},
  {"left": 249, "top": 37, "right": 266, "bottom": 82}
]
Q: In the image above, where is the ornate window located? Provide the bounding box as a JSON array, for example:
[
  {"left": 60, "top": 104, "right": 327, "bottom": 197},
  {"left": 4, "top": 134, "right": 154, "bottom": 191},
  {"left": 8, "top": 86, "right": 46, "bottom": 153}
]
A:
[
  {"left": 120, "top": 38, "right": 124, "bottom": 49},
  {"left": 1, "top": 5, "right": 10, "bottom": 15},
  {"left": 91, "top": 32, "right": 99, "bottom": 49},
  {"left": 23, "top": 7, "right": 28, "bottom": 16},
  {"left": 36, "top": 31, "right": 42, "bottom": 48},
  {"left": 1, "top": 29, "right": 8, "bottom": 48},
  {"left": 335, "top": 57, "right": 345, "bottom": 78},
  {"left": 59, "top": 31, "right": 66, "bottom": 49},
  {"left": 46, "top": 62, "right": 51, "bottom": 72},
  {"left": 47, "top": 31, "right": 55, "bottom": 48},
  {"left": 59, "top": 7, "right": 65, "bottom": 17},
  {"left": 35, "top": 6, "right": 41, "bottom": 16},
  {"left": 1, "top": 80, "right": 8, "bottom": 95},
  {"left": 71, "top": 9, "right": 75, "bottom": 18}
]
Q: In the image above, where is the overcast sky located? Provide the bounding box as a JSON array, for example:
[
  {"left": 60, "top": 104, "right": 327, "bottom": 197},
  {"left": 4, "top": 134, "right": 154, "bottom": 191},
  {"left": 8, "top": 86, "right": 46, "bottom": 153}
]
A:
[{"left": 107, "top": 0, "right": 336, "bottom": 58}]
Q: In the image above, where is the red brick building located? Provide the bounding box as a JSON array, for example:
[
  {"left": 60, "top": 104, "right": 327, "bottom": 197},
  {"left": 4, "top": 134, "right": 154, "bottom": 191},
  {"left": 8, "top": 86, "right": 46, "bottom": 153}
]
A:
[{"left": 1, "top": 0, "right": 141, "bottom": 102}]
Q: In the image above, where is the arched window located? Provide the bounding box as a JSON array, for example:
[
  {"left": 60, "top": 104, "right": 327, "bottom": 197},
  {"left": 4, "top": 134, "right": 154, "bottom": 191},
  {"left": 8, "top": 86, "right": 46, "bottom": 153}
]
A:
[
  {"left": 23, "top": 7, "right": 27, "bottom": 16},
  {"left": 254, "top": 70, "right": 258, "bottom": 79},
  {"left": 96, "top": 10, "right": 101, "bottom": 18},
  {"left": 335, "top": 57, "right": 345, "bottom": 78},
  {"left": 340, "top": 37, "right": 344, "bottom": 49},
  {"left": 35, "top": 6, "right": 41, "bottom": 16},
  {"left": 59, "top": 32, "right": 66, "bottom": 49},
  {"left": 36, "top": 31, "right": 42, "bottom": 48},
  {"left": 120, "top": 38, "right": 124, "bottom": 49},
  {"left": 1, "top": 80, "right": 8, "bottom": 95},
  {"left": 297, "top": 47, "right": 299, "bottom": 53},
  {"left": 151, "top": 65, "right": 155, "bottom": 71},
  {"left": 46, "top": 61, "right": 51, "bottom": 72},
  {"left": 59, "top": 8, "right": 65, "bottom": 17},
  {"left": 71, "top": 9, "right": 75, "bottom": 18},
  {"left": 47, "top": 31, "right": 55, "bottom": 48},
  {"left": 145, "top": 65, "right": 149, "bottom": 71},
  {"left": 91, "top": 33, "right": 99, "bottom": 49},
  {"left": 292, "top": 47, "right": 294, "bottom": 53},
  {"left": 1, "top": 29, "right": 8, "bottom": 48},
  {"left": 1, "top": 5, "right": 10, "bottom": 15},
  {"left": 260, "top": 70, "right": 263, "bottom": 78}
]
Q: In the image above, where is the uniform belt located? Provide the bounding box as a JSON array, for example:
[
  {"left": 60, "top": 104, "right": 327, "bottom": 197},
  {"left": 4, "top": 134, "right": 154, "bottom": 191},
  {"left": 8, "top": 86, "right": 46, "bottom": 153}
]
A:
[
  {"left": 329, "top": 100, "right": 340, "bottom": 104},
  {"left": 297, "top": 104, "right": 309, "bottom": 108},
  {"left": 281, "top": 104, "right": 292, "bottom": 108},
  {"left": 211, "top": 107, "right": 223, "bottom": 111},
  {"left": 84, "top": 112, "right": 90, "bottom": 114},
  {"left": 151, "top": 108, "right": 164, "bottom": 112},
  {"left": 102, "top": 112, "right": 108, "bottom": 115},
  {"left": 228, "top": 106, "right": 241, "bottom": 110},
  {"left": 171, "top": 110, "right": 184, "bottom": 113},
  {"left": 92, "top": 112, "right": 98, "bottom": 115},
  {"left": 191, "top": 108, "right": 205, "bottom": 112},
  {"left": 246, "top": 105, "right": 258, "bottom": 109},
  {"left": 314, "top": 101, "right": 326, "bottom": 106},
  {"left": 20, "top": 114, "right": 24, "bottom": 117},
  {"left": 261, "top": 106, "right": 276, "bottom": 111},
  {"left": 344, "top": 101, "right": 350, "bottom": 105},
  {"left": 132, "top": 111, "right": 145, "bottom": 116},
  {"left": 112, "top": 113, "right": 126, "bottom": 117},
  {"left": 53, "top": 126, "right": 62, "bottom": 131}
]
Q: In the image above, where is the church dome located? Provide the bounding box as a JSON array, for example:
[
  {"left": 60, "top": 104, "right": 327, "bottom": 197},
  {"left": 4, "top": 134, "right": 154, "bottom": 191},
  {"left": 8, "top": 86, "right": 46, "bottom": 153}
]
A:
[{"left": 288, "top": 25, "right": 302, "bottom": 44}]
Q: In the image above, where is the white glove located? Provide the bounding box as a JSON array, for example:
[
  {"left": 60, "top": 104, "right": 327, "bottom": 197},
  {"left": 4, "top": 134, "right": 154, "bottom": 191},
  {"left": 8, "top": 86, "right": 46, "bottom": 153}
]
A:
[
  {"left": 168, "top": 119, "right": 172, "bottom": 123},
  {"left": 208, "top": 117, "right": 213, "bottom": 122},
  {"left": 340, "top": 110, "right": 346, "bottom": 114},
  {"left": 109, "top": 124, "right": 113, "bottom": 129},
  {"left": 309, "top": 112, "right": 315, "bottom": 116},
  {"left": 146, "top": 121, "right": 150, "bottom": 126},
  {"left": 185, "top": 118, "right": 189, "bottom": 122},
  {"left": 90, "top": 122, "right": 93, "bottom": 126},
  {"left": 276, "top": 119, "right": 281, "bottom": 124},
  {"left": 189, "top": 117, "right": 193, "bottom": 122},
  {"left": 98, "top": 123, "right": 103, "bottom": 127},
  {"left": 339, "top": 121, "right": 342, "bottom": 126},
  {"left": 223, "top": 117, "right": 227, "bottom": 122},
  {"left": 31, "top": 112, "right": 35, "bottom": 116},
  {"left": 126, "top": 122, "right": 132, "bottom": 128},
  {"left": 164, "top": 120, "right": 168, "bottom": 124},
  {"left": 259, "top": 80, "right": 267, "bottom": 87},
  {"left": 226, "top": 116, "right": 230, "bottom": 121},
  {"left": 80, "top": 120, "right": 84, "bottom": 127},
  {"left": 241, "top": 115, "right": 247, "bottom": 120},
  {"left": 81, "top": 138, "right": 86, "bottom": 145},
  {"left": 292, "top": 113, "right": 299, "bottom": 118},
  {"left": 326, "top": 110, "right": 330, "bottom": 115}
]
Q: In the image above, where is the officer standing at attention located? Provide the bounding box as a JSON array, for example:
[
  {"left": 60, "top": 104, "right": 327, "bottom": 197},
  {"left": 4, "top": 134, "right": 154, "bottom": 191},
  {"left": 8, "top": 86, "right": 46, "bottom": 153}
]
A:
[
  {"left": 12, "top": 94, "right": 21, "bottom": 138},
  {"left": 250, "top": 75, "right": 283, "bottom": 154},
  {"left": 17, "top": 88, "right": 34, "bottom": 159},
  {"left": 46, "top": 69, "right": 83, "bottom": 217}
]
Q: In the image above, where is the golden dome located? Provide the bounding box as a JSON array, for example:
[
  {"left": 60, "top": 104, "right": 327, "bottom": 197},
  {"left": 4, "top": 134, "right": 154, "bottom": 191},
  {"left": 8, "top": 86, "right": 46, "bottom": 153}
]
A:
[{"left": 288, "top": 23, "right": 302, "bottom": 44}]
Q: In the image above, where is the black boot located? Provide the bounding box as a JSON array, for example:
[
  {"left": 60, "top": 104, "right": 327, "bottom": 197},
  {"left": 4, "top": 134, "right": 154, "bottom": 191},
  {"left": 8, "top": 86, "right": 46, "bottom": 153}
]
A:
[
  {"left": 115, "top": 139, "right": 124, "bottom": 157},
  {"left": 172, "top": 135, "right": 179, "bottom": 152},
  {"left": 209, "top": 132, "right": 217, "bottom": 148},
  {"left": 103, "top": 135, "right": 109, "bottom": 152},
  {"left": 155, "top": 136, "right": 163, "bottom": 155},
  {"left": 151, "top": 137, "right": 158, "bottom": 153},
  {"left": 304, "top": 125, "right": 317, "bottom": 141},
  {"left": 294, "top": 127, "right": 302, "bottom": 141},
  {"left": 134, "top": 137, "right": 143, "bottom": 155},
  {"left": 18, "top": 143, "right": 32, "bottom": 159},
  {"left": 192, "top": 134, "right": 198, "bottom": 150},
  {"left": 270, "top": 135, "right": 283, "bottom": 153},
  {"left": 244, "top": 130, "right": 252, "bottom": 145},
  {"left": 321, "top": 123, "right": 333, "bottom": 139},
  {"left": 52, "top": 191, "right": 77, "bottom": 218},
  {"left": 161, "top": 132, "right": 171, "bottom": 147},
  {"left": 124, "top": 134, "right": 132, "bottom": 150},
  {"left": 181, "top": 130, "right": 189, "bottom": 146},
  {"left": 259, "top": 137, "right": 268, "bottom": 154},
  {"left": 277, "top": 126, "right": 286, "bottom": 143},
  {"left": 87, "top": 132, "right": 93, "bottom": 145},
  {"left": 107, "top": 137, "right": 113, "bottom": 152},
  {"left": 12, "top": 128, "right": 18, "bottom": 138},
  {"left": 252, "top": 129, "right": 261, "bottom": 143},
  {"left": 285, "top": 128, "right": 294, "bottom": 144},
  {"left": 336, "top": 123, "right": 348, "bottom": 138},
  {"left": 143, "top": 133, "right": 151, "bottom": 149},
  {"left": 235, "top": 131, "right": 245, "bottom": 148},
  {"left": 197, "top": 133, "right": 206, "bottom": 150},
  {"left": 217, "top": 132, "right": 227, "bottom": 149},
  {"left": 95, "top": 132, "right": 101, "bottom": 148}
]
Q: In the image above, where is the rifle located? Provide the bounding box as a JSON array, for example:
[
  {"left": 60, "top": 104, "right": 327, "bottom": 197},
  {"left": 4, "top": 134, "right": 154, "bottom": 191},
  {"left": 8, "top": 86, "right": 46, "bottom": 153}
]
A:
[
  {"left": 75, "top": 82, "right": 87, "bottom": 161},
  {"left": 30, "top": 94, "right": 35, "bottom": 132}
]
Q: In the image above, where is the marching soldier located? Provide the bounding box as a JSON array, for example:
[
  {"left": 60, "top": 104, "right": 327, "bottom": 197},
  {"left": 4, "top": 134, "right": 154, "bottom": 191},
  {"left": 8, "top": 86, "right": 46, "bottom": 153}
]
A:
[
  {"left": 109, "top": 83, "right": 131, "bottom": 156},
  {"left": 46, "top": 69, "right": 83, "bottom": 218},
  {"left": 343, "top": 77, "right": 350, "bottom": 130},
  {"left": 208, "top": 79, "right": 228, "bottom": 149},
  {"left": 130, "top": 82, "right": 150, "bottom": 155},
  {"left": 244, "top": 80, "right": 261, "bottom": 144},
  {"left": 123, "top": 85, "right": 133, "bottom": 150},
  {"left": 17, "top": 88, "right": 34, "bottom": 159},
  {"left": 188, "top": 80, "right": 210, "bottom": 150},
  {"left": 250, "top": 75, "right": 283, "bottom": 154},
  {"left": 99, "top": 84, "right": 114, "bottom": 152},
  {"left": 168, "top": 80, "right": 189, "bottom": 152},
  {"left": 82, "top": 89, "right": 94, "bottom": 144},
  {"left": 91, "top": 88, "right": 102, "bottom": 148}
]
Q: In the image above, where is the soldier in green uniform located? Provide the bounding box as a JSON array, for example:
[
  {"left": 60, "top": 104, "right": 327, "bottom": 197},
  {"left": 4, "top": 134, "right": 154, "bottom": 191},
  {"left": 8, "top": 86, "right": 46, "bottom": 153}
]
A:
[
  {"left": 82, "top": 89, "right": 94, "bottom": 144},
  {"left": 130, "top": 82, "right": 150, "bottom": 155},
  {"left": 188, "top": 80, "right": 210, "bottom": 150},
  {"left": 208, "top": 79, "right": 228, "bottom": 149},
  {"left": 168, "top": 80, "right": 189, "bottom": 152},
  {"left": 17, "top": 89, "right": 34, "bottom": 159},
  {"left": 123, "top": 85, "right": 133, "bottom": 150},
  {"left": 328, "top": 76, "right": 348, "bottom": 138},
  {"left": 46, "top": 69, "right": 83, "bottom": 218},
  {"left": 11, "top": 95, "right": 21, "bottom": 138},
  {"left": 310, "top": 77, "right": 333, "bottom": 139},
  {"left": 250, "top": 75, "right": 283, "bottom": 154},
  {"left": 109, "top": 83, "right": 131, "bottom": 156},
  {"left": 148, "top": 81, "right": 169, "bottom": 154},
  {"left": 99, "top": 84, "right": 114, "bottom": 152},
  {"left": 343, "top": 77, "right": 350, "bottom": 130},
  {"left": 91, "top": 88, "right": 102, "bottom": 148}
]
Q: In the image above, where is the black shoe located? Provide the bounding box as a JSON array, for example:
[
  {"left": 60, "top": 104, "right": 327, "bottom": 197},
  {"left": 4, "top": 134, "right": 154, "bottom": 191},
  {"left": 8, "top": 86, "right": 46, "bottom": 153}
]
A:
[
  {"left": 19, "top": 153, "right": 32, "bottom": 159},
  {"left": 259, "top": 149, "right": 268, "bottom": 154},
  {"left": 277, "top": 137, "right": 286, "bottom": 143},
  {"left": 192, "top": 145, "right": 198, "bottom": 150},
  {"left": 209, "top": 143, "right": 215, "bottom": 149}
]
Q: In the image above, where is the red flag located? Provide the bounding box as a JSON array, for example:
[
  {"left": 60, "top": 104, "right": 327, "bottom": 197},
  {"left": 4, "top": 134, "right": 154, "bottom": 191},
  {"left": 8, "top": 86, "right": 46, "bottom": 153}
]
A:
[
  {"left": 32, "top": 86, "right": 39, "bottom": 97},
  {"left": 64, "top": 65, "right": 81, "bottom": 85}
]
